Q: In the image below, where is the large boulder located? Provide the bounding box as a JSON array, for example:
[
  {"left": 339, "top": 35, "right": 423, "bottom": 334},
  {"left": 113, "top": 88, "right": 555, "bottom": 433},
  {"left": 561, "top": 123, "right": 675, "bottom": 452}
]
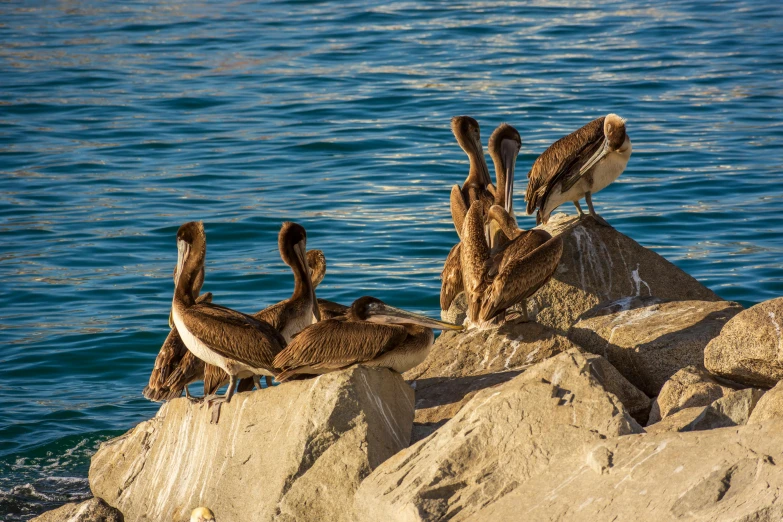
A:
[
  {"left": 354, "top": 350, "right": 642, "bottom": 522},
  {"left": 31, "top": 498, "right": 124, "bottom": 522},
  {"left": 90, "top": 367, "right": 413, "bottom": 522},
  {"left": 474, "top": 421, "right": 783, "bottom": 521},
  {"left": 568, "top": 296, "right": 742, "bottom": 396},
  {"left": 749, "top": 381, "right": 783, "bottom": 425},
  {"left": 648, "top": 366, "right": 740, "bottom": 425},
  {"left": 705, "top": 297, "right": 783, "bottom": 387},
  {"left": 404, "top": 321, "right": 577, "bottom": 440},
  {"left": 443, "top": 213, "right": 722, "bottom": 333}
]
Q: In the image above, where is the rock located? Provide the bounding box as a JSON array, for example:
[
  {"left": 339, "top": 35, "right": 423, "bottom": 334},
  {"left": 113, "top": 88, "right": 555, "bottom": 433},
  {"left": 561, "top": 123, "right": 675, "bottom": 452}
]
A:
[
  {"left": 31, "top": 497, "right": 124, "bottom": 521},
  {"left": 645, "top": 389, "right": 765, "bottom": 433},
  {"left": 690, "top": 388, "right": 765, "bottom": 430},
  {"left": 354, "top": 350, "right": 642, "bottom": 522},
  {"left": 704, "top": 297, "right": 783, "bottom": 387},
  {"left": 645, "top": 406, "right": 708, "bottom": 434},
  {"left": 648, "top": 366, "right": 739, "bottom": 425},
  {"left": 90, "top": 367, "right": 413, "bottom": 522},
  {"left": 749, "top": 381, "right": 783, "bottom": 425},
  {"left": 404, "top": 321, "right": 577, "bottom": 440},
  {"left": 474, "top": 421, "right": 783, "bottom": 521},
  {"left": 582, "top": 353, "right": 651, "bottom": 423},
  {"left": 443, "top": 213, "right": 722, "bottom": 333},
  {"left": 568, "top": 296, "right": 742, "bottom": 396}
]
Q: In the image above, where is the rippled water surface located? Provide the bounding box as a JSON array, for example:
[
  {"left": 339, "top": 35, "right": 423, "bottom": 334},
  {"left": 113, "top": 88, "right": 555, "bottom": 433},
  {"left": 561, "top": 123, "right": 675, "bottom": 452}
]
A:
[{"left": 2, "top": 0, "right": 782, "bottom": 518}]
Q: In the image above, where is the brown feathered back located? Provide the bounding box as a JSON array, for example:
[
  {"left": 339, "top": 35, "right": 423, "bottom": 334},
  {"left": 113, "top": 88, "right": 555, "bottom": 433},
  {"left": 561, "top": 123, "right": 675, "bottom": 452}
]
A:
[{"left": 525, "top": 116, "right": 605, "bottom": 218}]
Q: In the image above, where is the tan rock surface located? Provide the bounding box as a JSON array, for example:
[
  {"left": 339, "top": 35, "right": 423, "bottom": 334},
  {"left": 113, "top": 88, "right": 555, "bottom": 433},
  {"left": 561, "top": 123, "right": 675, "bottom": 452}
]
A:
[
  {"left": 648, "top": 365, "right": 739, "bottom": 425},
  {"left": 31, "top": 497, "right": 124, "bottom": 522},
  {"left": 405, "top": 321, "right": 576, "bottom": 440},
  {"left": 645, "top": 406, "right": 708, "bottom": 434},
  {"left": 569, "top": 296, "right": 742, "bottom": 396},
  {"left": 442, "top": 213, "right": 721, "bottom": 333},
  {"left": 705, "top": 297, "right": 783, "bottom": 387},
  {"left": 645, "top": 388, "right": 764, "bottom": 434},
  {"left": 90, "top": 367, "right": 413, "bottom": 522},
  {"left": 748, "top": 380, "right": 783, "bottom": 425},
  {"left": 354, "top": 350, "right": 642, "bottom": 522},
  {"left": 474, "top": 422, "right": 783, "bottom": 521},
  {"left": 582, "top": 353, "right": 651, "bottom": 422},
  {"left": 691, "top": 388, "right": 765, "bottom": 430}
]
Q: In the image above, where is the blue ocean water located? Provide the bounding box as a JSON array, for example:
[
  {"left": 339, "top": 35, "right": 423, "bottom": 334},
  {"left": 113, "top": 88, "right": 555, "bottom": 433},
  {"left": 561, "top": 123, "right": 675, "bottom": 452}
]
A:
[{"left": 1, "top": 0, "right": 782, "bottom": 518}]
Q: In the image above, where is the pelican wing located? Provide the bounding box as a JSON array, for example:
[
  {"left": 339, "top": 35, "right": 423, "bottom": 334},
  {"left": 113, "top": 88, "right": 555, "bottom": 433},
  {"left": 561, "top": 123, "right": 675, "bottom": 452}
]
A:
[
  {"left": 143, "top": 328, "right": 189, "bottom": 401},
  {"left": 161, "top": 349, "right": 205, "bottom": 396},
  {"left": 450, "top": 184, "right": 468, "bottom": 239},
  {"left": 479, "top": 235, "right": 564, "bottom": 321},
  {"left": 203, "top": 362, "right": 228, "bottom": 395},
  {"left": 144, "top": 291, "right": 213, "bottom": 402},
  {"left": 253, "top": 300, "right": 287, "bottom": 331},
  {"left": 440, "top": 242, "right": 463, "bottom": 311},
  {"left": 525, "top": 116, "right": 604, "bottom": 214},
  {"left": 485, "top": 229, "right": 552, "bottom": 279},
  {"left": 180, "top": 303, "right": 285, "bottom": 371},
  {"left": 317, "top": 299, "right": 350, "bottom": 320},
  {"left": 460, "top": 201, "right": 490, "bottom": 321},
  {"left": 273, "top": 320, "right": 407, "bottom": 377}
]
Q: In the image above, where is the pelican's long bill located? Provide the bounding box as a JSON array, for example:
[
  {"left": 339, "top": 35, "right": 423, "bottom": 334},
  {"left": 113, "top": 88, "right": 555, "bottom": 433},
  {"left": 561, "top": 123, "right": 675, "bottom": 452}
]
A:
[
  {"left": 367, "top": 303, "right": 464, "bottom": 331},
  {"left": 501, "top": 138, "right": 517, "bottom": 213},
  {"left": 295, "top": 240, "right": 321, "bottom": 321},
  {"left": 579, "top": 139, "right": 610, "bottom": 177},
  {"left": 171, "top": 239, "right": 191, "bottom": 328}
]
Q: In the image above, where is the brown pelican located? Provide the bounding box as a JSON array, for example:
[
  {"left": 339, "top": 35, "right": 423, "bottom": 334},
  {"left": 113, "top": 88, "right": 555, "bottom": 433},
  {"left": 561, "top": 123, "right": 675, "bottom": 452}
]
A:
[
  {"left": 143, "top": 292, "right": 212, "bottom": 402},
  {"left": 170, "top": 221, "right": 285, "bottom": 420},
  {"left": 461, "top": 201, "right": 563, "bottom": 323},
  {"left": 525, "top": 114, "right": 631, "bottom": 227},
  {"left": 449, "top": 116, "right": 494, "bottom": 238},
  {"left": 441, "top": 122, "right": 522, "bottom": 313},
  {"left": 147, "top": 247, "right": 328, "bottom": 402},
  {"left": 486, "top": 123, "right": 522, "bottom": 249},
  {"left": 253, "top": 222, "right": 321, "bottom": 342},
  {"left": 143, "top": 258, "right": 208, "bottom": 401},
  {"left": 488, "top": 123, "right": 522, "bottom": 216},
  {"left": 273, "top": 296, "right": 463, "bottom": 381}
]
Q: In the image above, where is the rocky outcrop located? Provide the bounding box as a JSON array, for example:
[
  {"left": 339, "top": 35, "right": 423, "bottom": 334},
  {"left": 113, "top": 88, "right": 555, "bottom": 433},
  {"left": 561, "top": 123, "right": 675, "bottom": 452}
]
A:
[
  {"left": 90, "top": 367, "right": 413, "bottom": 522},
  {"left": 474, "top": 421, "right": 783, "bottom": 521},
  {"left": 705, "top": 297, "right": 783, "bottom": 387},
  {"left": 404, "top": 321, "right": 577, "bottom": 439},
  {"left": 749, "top": 381, "right": 783, "bottom": 425},
  {"left": 648, "top": 365, "right": 739, "bottom": 425},
  {"left": 354, "top": 350, "right": 642, "bottom": 522},
  {"left": 568, "top": 296, "right": 742, "bottom": 396},
  {"left": 443, "top": 214, "right": 722, "bottom": 333},
  {"left": 31, "top": 497, "right": 123, "bottom": 522}
]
